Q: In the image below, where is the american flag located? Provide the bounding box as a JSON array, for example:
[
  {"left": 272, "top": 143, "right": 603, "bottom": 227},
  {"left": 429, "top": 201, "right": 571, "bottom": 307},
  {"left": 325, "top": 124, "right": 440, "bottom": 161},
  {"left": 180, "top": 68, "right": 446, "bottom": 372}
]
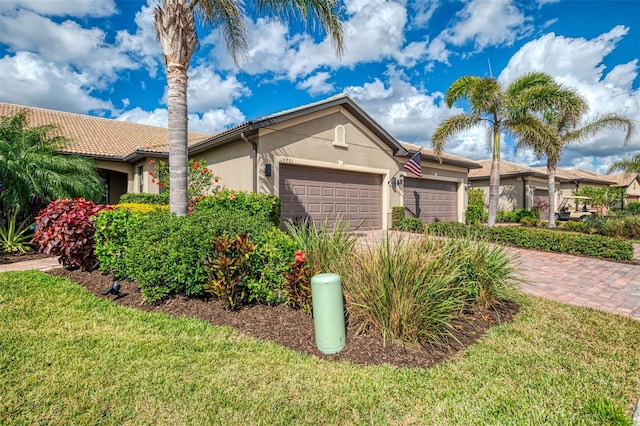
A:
[{"left": 403, "top": 152, "right": 422, "bottom": 177}]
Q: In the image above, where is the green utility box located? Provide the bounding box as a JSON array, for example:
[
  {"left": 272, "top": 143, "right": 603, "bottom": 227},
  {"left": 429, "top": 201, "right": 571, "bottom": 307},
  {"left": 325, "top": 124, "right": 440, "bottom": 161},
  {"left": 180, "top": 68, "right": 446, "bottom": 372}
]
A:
[{"left": 310, "top": 273, "right": 346, "bottom": 355}]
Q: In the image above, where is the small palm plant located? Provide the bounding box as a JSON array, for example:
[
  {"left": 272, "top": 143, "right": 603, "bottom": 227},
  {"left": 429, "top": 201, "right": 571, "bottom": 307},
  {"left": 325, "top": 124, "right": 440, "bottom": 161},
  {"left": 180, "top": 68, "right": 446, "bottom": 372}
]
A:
[{"left": 0, "top": 211, "right": 33, "bottom": 253}]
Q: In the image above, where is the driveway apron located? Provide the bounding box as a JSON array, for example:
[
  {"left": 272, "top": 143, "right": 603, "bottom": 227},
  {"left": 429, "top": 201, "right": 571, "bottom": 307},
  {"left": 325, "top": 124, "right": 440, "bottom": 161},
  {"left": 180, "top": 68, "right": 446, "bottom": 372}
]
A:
[{"left": 507, "top": 246, "right": 640, "bottom": 320}]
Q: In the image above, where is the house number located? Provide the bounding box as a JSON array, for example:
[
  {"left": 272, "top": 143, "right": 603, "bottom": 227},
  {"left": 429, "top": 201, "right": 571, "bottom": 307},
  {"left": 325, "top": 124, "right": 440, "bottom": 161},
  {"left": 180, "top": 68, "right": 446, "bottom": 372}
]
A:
[{"left": 280, "top": 157, "right": 295, "bottom": 163}]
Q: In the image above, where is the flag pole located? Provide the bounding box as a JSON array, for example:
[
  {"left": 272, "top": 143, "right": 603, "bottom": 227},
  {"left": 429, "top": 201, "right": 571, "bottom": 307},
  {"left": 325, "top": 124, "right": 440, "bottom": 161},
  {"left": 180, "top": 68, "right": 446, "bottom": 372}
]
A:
[{"left": 388, "top": 151, "right": 422, "bottom": 186}]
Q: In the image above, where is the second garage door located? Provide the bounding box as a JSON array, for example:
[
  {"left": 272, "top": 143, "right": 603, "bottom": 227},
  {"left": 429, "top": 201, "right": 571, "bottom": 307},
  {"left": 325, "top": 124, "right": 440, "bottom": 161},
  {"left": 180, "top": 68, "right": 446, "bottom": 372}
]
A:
[
  {"left": 279, "top": 165, "right": 382, "bottom": 231},
  {"left": 403, "top": 178, "right": 458, "bottom": 223}
]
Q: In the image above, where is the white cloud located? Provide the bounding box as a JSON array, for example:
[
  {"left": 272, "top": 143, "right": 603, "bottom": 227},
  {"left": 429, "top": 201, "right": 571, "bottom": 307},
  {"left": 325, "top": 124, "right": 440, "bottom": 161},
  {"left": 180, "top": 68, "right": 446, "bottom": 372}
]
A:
[
  {"left": 0, "top": 0, "right": 117, "bottom": 18},
  {"left": 440, "top": 0, "right": 532, "bottom": 51},
  {"left": 296, "top": 72, "right": 335, "bottom": 95},
  {"left": 0, "top": 52, "right": 112, "bottom": 113},
  {"left": 116, "top": 106, "right": 246, "bottom": 134},
  {"left": 115, "top": 1, "right": 163, "bottom": 78},
  {"left": 186, "top": 65, "right": 251, "bottom": 113},
  {"left": 499, "top": 26, "right": 640, "bottom": 171},
  {"left": 409, "top": 0, "right": 440, "bottom": 28},
  {"left": 207, "top": 0, "right": 429, "bottom": 85}
]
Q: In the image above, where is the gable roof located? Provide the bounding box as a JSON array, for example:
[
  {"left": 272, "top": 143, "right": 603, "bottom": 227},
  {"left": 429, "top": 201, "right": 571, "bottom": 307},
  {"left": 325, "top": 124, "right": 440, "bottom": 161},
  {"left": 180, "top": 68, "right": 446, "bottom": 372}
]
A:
[
  {"left": 469, "top": 159, "right": 547, "bottom": 179},
  {"left": 607, "top": 172, "right": 640, "bottom": 187},
  {"left": 189, "top": 94, "right": 409, "bottom": 156},
  {"left": 400, "top": 142, "right": 481, "bottom": 169},
  {"left": 0, "top": 102, "right": 210, "bottom": 161}
]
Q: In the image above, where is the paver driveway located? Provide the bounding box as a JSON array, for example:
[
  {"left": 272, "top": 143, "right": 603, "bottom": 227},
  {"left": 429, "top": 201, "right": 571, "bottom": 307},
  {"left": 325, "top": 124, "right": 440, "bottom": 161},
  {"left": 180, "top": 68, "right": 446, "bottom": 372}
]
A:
[{"left": 507, "top": 246, "right": 640, "bottom": 320}]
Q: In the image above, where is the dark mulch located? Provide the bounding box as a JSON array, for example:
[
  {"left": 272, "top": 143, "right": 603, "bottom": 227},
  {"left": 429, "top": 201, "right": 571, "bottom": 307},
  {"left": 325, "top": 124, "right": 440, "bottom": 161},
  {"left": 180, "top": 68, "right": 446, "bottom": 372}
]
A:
[
  {"left": 47, "top": 268, "right": 519, "bottom": 369},
  {"left": 0, "top": 251, "right": 53, "bottom": 264}
]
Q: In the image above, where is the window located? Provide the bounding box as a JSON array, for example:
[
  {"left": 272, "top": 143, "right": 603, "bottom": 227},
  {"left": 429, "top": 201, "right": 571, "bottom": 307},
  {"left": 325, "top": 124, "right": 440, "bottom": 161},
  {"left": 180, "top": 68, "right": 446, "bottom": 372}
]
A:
[{"left": 333, "top": 125, "right": 347, "bottom": 147}]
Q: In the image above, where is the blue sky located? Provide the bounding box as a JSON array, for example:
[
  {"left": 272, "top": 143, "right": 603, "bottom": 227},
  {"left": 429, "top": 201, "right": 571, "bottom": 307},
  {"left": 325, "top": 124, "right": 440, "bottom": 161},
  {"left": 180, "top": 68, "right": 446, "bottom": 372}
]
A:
[{"left": 0, "top": 0, "right": 638, "bottom": 173}]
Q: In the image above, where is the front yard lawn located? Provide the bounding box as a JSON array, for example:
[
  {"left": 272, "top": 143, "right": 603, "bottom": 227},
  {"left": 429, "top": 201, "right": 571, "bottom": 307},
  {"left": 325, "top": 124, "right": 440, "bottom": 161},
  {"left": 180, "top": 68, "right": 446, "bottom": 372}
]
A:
[{"left": 1, "top": 271, "right": 639, "bottom": 425}]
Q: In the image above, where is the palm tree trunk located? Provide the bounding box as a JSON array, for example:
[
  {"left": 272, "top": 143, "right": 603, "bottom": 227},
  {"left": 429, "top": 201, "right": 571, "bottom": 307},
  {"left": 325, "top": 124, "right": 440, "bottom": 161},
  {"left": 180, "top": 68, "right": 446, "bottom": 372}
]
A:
[
  {"left": 547, "top": 164, "right": 557, "bottom": 228},
  {"left": 487, "top": 158, "right": 500, "bottom": 227},
  {"left": 154, "top": 0, "right": 197, "bottom": 217},
  {"left": 167, "top": 66, "right": 189, "bottom": 216}
]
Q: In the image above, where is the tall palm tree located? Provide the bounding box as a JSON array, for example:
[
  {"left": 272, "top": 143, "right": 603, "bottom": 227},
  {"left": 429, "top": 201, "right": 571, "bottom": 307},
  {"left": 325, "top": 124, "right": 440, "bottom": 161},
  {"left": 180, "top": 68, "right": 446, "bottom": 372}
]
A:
[
  {"left": 431, "top": 72, "right": 580, "bottom": 227},
  {"left": 0, "top": 110, "right": 104, "bottom": 217},
  {"left": 609, "top": 152, "right": 640, "bottom": 174},
  {"left": 154, "top": 0, "right": 344, "bottom": 216},
  {"left": 521, "top": 108, "right": 634, "bottom": 227}
]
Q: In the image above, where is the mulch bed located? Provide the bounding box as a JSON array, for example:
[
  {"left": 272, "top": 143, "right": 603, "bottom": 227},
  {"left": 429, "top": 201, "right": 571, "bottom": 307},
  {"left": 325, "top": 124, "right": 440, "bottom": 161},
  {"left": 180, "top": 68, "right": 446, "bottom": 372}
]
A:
[
  {"left": 0, "top": 251, "right": 53, "bottom": 265},
  {"left": 46, "top": 267, "right": 519, "bottom": 369}
]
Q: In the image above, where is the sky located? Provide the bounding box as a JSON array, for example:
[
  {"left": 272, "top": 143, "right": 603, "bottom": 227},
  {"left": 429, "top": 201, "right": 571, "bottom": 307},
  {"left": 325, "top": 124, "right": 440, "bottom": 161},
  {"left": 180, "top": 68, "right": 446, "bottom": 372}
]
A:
[{"left": 0, "top": 0, "right": 639, "bottom": 174}]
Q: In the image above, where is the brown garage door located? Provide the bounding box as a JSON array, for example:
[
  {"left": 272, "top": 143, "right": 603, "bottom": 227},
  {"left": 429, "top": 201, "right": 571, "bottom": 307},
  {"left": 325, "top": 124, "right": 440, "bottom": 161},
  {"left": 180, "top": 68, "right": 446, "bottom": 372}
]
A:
[
  {"left": 403, "top": 178, "right": 458, "bottom": 223},
  {"left": 279, "top": 165, "right": 382, "bottom": 231}
]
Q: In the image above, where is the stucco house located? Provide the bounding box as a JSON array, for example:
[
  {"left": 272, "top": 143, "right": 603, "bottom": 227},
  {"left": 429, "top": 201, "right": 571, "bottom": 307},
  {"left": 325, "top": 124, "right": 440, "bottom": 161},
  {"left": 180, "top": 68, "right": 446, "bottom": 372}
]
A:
[
  {"left": 1, "top": 95, "right": 479, "bottom": 229},
  {"left": 469, "top": 160, "right": 617, "bottom": 216},
  {"left": 608, "top": 172, "right": 640, "bottom": 207}
]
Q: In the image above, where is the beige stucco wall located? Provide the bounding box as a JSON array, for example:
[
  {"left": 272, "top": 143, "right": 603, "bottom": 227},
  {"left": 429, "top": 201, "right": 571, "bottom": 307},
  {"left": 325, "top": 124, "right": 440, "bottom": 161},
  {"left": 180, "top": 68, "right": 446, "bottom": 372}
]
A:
[
  {"left": 95, "top": 160, "right": 134, "bottom": 192},
  {"left": 184, "top": 106, "right": 471, "bottom": 228},
  {"left": 471, "top": 175, "right": 549, "bottom": 211}
]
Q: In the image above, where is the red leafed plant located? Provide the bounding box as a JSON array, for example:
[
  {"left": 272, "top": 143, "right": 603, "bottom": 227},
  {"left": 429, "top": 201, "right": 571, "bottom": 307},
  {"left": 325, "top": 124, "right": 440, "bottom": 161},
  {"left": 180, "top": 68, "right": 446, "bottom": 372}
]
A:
[
  {"left": 204, "top": 234, "right": 256, "bottom": 310},
  {"left": 283, "top": 250, "right": 312, "bottom": 313},
  {"left": 32, "top": 198, "right": 112, "bottom": 270}
]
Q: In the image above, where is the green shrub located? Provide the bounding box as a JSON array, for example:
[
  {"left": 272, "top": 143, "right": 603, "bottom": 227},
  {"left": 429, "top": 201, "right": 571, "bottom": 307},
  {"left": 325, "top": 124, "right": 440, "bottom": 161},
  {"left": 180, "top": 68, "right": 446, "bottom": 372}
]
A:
[
  {"left": 391, "top": 206, "right": 405, "bottom": 227},
  {"left": 192, "top": 190, "right": 281, "bottom": 226},
  {"left": 465, "top": 188, "right": 486, "bottom": 225},
  {"left": 393, "top": 217, "right": 424, "bottom": 233},
  {"left": 623, "top": 216, "right": 640, "bottom": 238},
  {"left": 247, "top": 228, "right": 298, "bottom": 306},
  {"left": 626, "top": 202, "right": 640, "bottom": 215},
  {"left": 124, "top": 209, "right": 275, "bottom": 303},
  {"left": 283, "top": 249, "right": 312, "bottom": 313},
  {"left": 428, "top": 221, "right": 634, "bottom": 261},
  {"left": 93, "top": 208, "right": 146, "bottom": 276},
  {"left": 118, "top": 192, "right": 169, "bottom": 205}
]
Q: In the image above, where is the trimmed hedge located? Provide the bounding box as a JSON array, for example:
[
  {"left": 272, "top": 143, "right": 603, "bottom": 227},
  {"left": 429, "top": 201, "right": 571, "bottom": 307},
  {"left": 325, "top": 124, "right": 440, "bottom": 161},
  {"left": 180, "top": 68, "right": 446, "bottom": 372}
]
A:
[
  {"left": 427, "top": 222, "right": 634, "bottom": 261},
  {"left": 192, "top": 190, "right": 281, "bottom": 227},
  {"left": 393, "top": 217, "right": 424, "bottom": 233},
  {"left": 119, "top": 192, "right": 169, "bottom": 205}
]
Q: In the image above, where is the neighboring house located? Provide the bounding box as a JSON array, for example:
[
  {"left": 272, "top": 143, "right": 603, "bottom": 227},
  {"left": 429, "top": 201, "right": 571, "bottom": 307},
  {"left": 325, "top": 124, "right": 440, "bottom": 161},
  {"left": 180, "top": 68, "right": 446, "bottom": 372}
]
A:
[
  {"left": 608, "top": 173, "right": 640, "bottom": 207},
  {"left": 468, "top": 160, "right": 550, "bottom": 212},
  {"left": 0, "top": 95, "right": 480, "bottom": 229},
  {"left": 541, "top": 168, "right": 616, "bottom": 213},
  {"left": 0, "top": 102, "right": 210, "bottom": 204},
  {"left": 469, "top": 159, "right": 619, "bottom": 215}
]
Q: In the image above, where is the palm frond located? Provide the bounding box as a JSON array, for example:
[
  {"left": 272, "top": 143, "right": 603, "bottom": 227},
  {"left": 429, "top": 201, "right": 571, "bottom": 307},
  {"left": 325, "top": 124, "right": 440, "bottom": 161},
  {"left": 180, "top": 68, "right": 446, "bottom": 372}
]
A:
[
  {"left": 194, "top": 0, "right": 248, "bottom": 64},
  {"left": 608, "top": 153, "right": 640, "bottom": 174},
  {"left": 252, "top": 0, "right": 345, "bottom": 56},
  {"left": 431, "top": 114, "right": 484, "bottom": 155},
  {"left": 444, "top": 75, "right": 483, "bottom": 108}
]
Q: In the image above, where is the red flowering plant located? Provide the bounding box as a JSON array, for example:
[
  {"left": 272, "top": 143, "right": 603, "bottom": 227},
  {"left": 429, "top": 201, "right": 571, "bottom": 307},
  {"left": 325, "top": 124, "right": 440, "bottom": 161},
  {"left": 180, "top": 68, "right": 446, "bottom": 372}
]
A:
[
  {"left": 283, "top": 250, "right": 312, "bottom": 313},
  {"left": 148, "top": 158, "right": 220, "bottom": 198}
]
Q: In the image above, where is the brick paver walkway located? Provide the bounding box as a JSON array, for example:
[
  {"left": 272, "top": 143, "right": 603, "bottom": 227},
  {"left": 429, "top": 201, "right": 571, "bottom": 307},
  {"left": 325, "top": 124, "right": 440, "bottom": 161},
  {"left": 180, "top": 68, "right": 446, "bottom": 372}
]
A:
[{"left": 507, "top": 247, "right": 640, "bottom": 320}]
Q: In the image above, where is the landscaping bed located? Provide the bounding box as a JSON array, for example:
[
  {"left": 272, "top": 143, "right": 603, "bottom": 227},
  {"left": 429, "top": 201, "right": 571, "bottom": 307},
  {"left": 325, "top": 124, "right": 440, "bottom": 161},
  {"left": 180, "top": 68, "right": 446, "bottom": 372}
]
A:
[
  {"left": 48, "top": 267, "right": 519, "bottom": 369},
  {"left": 0, "top": 251, "right": 52, "bottom": 265}
]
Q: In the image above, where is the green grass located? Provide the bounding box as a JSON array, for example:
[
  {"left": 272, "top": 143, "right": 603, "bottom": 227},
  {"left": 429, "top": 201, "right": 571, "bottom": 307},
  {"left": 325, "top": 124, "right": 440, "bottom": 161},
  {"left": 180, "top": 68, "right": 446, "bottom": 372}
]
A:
[{"left": 2, "top": 271, "right": 639, "bottom": 425}]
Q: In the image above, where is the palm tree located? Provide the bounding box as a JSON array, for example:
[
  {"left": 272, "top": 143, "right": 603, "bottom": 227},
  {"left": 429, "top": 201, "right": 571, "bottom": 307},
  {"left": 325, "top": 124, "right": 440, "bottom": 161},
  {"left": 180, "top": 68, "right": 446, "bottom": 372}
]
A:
[
  {"left": 521, "top": 108, "right": 634, "bottom": 227},
  {"left": 431, "top": 72, "right": 580, "bottom": 227},
  {"left": 0, "top": 110, "right": 104, "bottom": 217},
  {"left": 609, "top": 152, "right": 640, "bottom": 174},
  {"left": 154, "top": 0, "right": 344, "bottom": 216}
]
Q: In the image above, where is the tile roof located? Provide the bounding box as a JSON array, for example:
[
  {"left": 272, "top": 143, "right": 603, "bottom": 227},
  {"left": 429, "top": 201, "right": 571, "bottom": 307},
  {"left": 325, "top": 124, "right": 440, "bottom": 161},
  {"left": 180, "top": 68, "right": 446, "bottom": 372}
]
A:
[
  {"left": 0, "top": 102, "right": 211, "bottom": 159},
  {"left": 532, "top": 167, "right": 616, "bottom": 184},
  {"left": 468, "top": 159, "right": 546, "bottom": 179},
  {"left": 400, "top": 142, "right": 481, "bottom": 169},
  {"left": 607, "top": 172, "right": 640, "bottom": 187}
]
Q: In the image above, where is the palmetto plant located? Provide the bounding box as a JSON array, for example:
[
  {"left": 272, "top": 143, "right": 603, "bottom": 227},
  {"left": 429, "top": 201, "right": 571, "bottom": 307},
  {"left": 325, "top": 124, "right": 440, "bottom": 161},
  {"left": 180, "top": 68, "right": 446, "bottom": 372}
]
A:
[
  {"left": 432, "top": 72, "right": 582, "bottom": 227},
  {"left": 154, "top": 0, "right": 344, "bottom": 216},
  {"left": 0, "top": 110, "right": 104, "bottom": 216},
  {"left": 0, "top": 211, "right": 33, "bottom": 253}
]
